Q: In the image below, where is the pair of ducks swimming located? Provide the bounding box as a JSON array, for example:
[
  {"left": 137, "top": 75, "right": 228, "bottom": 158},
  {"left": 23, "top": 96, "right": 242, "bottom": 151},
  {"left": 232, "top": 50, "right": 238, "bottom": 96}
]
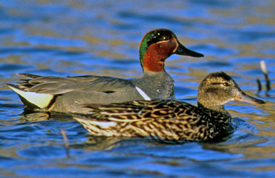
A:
[{"left": 8, "top": 29, "right": 265, "bottom": 143}]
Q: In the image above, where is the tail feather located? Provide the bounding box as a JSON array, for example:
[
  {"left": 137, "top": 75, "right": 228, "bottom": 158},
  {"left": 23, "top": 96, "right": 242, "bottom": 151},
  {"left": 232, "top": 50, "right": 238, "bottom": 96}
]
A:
[
  {"left": 17, "top": 73, "right": 42, "bottom": 78},
  {"left": 7, "top": 83, "right": 53, "bottom": 109},
  {"left": 73, "top": 114, "right": 117, "bottom": 136}
]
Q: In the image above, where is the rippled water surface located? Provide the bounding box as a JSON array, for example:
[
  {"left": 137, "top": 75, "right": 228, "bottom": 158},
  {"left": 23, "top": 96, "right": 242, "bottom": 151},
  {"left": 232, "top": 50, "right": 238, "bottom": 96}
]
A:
[{"left": 1, "top": 0, "right": 275, "bottom": 177}]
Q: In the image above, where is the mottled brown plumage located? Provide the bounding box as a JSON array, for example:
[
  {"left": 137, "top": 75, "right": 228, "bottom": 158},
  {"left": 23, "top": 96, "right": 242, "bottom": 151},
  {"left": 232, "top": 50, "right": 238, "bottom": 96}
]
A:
[{"left": 73, "top": 71, "right": 265, "bottom": 143}]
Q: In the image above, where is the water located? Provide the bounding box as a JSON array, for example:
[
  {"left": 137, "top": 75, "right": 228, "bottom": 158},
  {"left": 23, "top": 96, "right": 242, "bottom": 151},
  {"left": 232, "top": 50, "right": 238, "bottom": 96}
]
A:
[{"left": 0, "top": 0, "right": 275, "bottom": 177}]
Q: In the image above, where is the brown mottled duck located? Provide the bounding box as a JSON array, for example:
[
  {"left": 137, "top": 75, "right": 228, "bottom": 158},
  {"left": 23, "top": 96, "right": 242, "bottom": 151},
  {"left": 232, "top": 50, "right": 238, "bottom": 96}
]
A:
[{"left": 73, "top": 71, "right": 265, "bottom": 143}]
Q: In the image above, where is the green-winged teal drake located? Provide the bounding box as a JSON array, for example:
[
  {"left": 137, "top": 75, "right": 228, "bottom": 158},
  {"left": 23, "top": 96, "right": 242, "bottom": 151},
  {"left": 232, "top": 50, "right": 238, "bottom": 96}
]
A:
[
  {"left": 7, "top": 28, "right": 203, "bottom": 113},
  {"left": 73, "top": 71, "right": 265, "bottom": 143}
]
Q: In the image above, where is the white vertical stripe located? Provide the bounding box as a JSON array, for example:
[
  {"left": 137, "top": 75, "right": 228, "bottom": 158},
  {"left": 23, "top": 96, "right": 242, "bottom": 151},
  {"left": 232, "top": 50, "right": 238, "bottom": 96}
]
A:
[{"left": 135, "top": 86, "right": 151, "bottom": 100}]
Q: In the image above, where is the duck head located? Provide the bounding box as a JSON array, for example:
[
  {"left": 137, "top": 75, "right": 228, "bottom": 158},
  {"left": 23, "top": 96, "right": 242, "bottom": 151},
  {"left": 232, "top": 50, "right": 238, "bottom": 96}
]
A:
[
  {"left": 139, "top": 29, "right": 204, "bottom": 72},
  {"left": 197, "top": 71, "right": 265, "bottom": 112}
]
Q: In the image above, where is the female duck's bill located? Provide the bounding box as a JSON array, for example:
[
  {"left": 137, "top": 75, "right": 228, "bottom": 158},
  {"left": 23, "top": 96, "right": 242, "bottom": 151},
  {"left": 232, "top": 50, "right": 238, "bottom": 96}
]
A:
[
  {"left": 234, "top": 90, "right": 265, "bottom": 104},
  {"left": 72, "top": 71, "right": 265, "bottom": 143}
]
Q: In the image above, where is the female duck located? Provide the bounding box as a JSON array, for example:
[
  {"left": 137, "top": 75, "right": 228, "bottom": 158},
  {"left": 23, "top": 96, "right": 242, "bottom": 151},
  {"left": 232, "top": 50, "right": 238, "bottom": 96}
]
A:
[{"left": 73, "top": 71, "right": 265, "bottom": 143}]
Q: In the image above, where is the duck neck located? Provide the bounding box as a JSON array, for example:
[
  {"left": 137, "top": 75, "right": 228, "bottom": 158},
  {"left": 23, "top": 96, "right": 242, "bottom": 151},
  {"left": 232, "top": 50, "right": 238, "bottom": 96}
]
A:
[
  {"left": 197, "top": 102, "right": 229, "bottom": 116},
  {"left": 141, "top": 52, "right": 166, "bottom": 72},
  {"left": 198, "top": 102, "right": 232, "bottom": 124}
]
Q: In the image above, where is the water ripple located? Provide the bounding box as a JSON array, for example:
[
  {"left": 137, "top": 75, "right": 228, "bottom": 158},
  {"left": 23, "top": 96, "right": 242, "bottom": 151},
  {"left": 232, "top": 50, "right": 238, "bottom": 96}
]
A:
[{"left": 0, "top": 0, "right": 274, "bottom": 177}]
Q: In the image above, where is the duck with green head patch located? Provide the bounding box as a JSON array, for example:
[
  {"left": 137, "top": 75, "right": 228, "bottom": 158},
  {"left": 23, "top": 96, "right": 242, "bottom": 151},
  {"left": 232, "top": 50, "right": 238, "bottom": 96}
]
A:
[
  {"left": 8, "top": 28, "right": 203, "bottom": 113},
  {"left": 73, "top": 71, "right": 265, "bottom": 143}
]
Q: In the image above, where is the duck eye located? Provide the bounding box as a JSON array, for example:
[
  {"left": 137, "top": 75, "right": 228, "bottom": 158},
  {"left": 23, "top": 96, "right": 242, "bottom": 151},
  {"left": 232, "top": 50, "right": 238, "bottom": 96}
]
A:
[
  {"left": 162, "top": 35, "right": 169, "bottom": 40},
  {"left": 223, "top": 82, "right": 230, "bottom": 86}
]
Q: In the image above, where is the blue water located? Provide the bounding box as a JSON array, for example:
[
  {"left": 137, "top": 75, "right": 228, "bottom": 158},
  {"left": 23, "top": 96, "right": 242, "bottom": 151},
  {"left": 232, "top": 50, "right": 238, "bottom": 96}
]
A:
[{"left": 1, "top": 0, "right": 275, "bottom": 177}]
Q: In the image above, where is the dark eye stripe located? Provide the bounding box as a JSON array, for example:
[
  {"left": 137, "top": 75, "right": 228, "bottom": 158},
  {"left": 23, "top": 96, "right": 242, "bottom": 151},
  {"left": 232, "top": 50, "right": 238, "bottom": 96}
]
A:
[
  {"left": 211, "top": 82, "right": 229, "bottom": 86},
  {"left": 211, "top": 83, "right": 222, "bottom": 85}
]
